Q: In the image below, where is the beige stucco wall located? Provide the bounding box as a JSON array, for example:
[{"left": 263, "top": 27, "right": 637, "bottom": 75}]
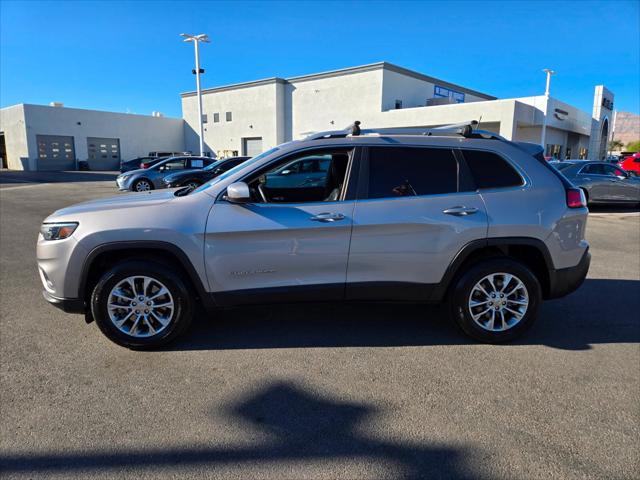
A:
[
  {"left": 1, "top": 104, "right": 186, "bottom": 170},
  {"left": 182, "top": 80, "right": 284, "bottom": 156},
  {"left": 0, "top": 104, "right": 30, "bottom": 170}
]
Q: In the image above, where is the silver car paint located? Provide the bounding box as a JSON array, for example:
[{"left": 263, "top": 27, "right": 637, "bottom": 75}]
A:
[
  {"left": 115, "top": 156, "right": 212, "bottom": 191},
  {"left": 347, "top": 191, "right": 488, "bottom": 285},
  {"left": 476, "top": 143, "right": 588, "bottom": 270},
  {"left": 204, "top": 201, "right": 356, "bottom": 294},
  {"left": 38, "top": 189, "right": 212, "bottom": 298},
  {"left": 555, "top": 161, "right": 640, "bottom": 203},
  {"left": 38, "top": 135, "right": 589, "bottom": 302}
]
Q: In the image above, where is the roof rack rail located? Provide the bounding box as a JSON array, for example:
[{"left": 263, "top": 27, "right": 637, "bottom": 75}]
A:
[{"left": 305, "top": 120, "right": 487, "bottom": 140}]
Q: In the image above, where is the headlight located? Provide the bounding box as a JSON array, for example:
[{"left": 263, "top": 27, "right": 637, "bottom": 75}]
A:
[
  {"left": 119, "top": 174, "right": 131, "bottom": 182},
  {"left": 40, "top": 222, "right": 78, "bottom": 240}
]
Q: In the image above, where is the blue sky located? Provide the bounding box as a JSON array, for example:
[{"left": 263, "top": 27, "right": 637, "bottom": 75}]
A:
[{"left": 1, "top": 0, "right": 638, "bottom": 118}]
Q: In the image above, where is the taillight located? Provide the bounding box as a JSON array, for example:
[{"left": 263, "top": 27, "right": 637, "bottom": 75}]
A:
[
  {"left": 567, "top": 188, "right": 586, "bottom": 208},
  {"left": 141, "top": 163, "right": 149, "bottom": 169}
]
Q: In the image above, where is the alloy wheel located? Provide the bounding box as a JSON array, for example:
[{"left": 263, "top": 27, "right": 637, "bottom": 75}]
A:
[
  {"left": 135, "top": 180, "right": 151, "bottom": 192},
  {"left": 107, "top": 275, "right": 174, "bottom": 337},
  {"left": 467, "top": 272, "right": 529, "bottom": 332}
]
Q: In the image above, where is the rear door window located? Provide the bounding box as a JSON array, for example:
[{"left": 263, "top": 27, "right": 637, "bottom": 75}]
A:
[
  {"left": 460, "top": 149, "right": 523, "bottom": 189},
  {"left": 162, "top": 158, "right": 187, "bottom": 170},
  {"left": 581, "top": 164, "right": 606, "bottom": 175},
  {"left": 602, "top": 165, "right": 626, "bottom": 177},
  {"left": 366, "top": 147, "right": 458, "bottom": 199}
]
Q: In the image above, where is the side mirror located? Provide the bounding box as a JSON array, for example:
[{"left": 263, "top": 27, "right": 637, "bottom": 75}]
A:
[{"left": 225, "top": 182, "right": 251, "bottom": 203}]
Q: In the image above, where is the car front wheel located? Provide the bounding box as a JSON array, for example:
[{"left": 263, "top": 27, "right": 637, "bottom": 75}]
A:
[
  {"left": 448, "top": 258, "right": 541, "bottom": 343},
  {"left": 90, "top": 260, "right": 193, "bottom": 349},
  {"left": 133, "top": 179, "right": 153, "bottom": 192}
]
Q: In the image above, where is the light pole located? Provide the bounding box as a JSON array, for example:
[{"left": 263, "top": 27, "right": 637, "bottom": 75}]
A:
[
  {"left": 540, "top": 68, "right": 555, "bottom": 157},
  {"left": 181, "top": 33, "right": 210, "bottom": 157}
]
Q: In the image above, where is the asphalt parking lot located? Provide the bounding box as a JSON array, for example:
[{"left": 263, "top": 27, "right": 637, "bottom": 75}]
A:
[{"left": 0, "top": 172, "right": 638, "bottom": 479}]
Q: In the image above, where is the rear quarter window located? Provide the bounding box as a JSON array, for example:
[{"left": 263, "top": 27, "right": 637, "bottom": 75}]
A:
[{"left": 461, "top": 149, "right": 523, "bottom": 189}]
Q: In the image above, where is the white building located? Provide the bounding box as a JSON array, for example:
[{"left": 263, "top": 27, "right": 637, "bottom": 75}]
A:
[
  {"left": 181, "top": 62, "right": 614, "bottom": 160},
  {"left": 0, "top": 103, "right": 185, "bottom": 171}
]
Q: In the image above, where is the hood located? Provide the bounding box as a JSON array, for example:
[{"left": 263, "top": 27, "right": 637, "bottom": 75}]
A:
[
  {"left": 47, "top": 190, "right": 176, "bottom": 219},
  {"left": 118, "top": 167, "right": 151, "bottom": 176}
]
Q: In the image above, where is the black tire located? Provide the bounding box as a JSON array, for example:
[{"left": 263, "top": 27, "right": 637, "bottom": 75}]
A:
[
  {"left": 448, "top": 258, "right": 542, "bottom": 343},
  {"left": 90, "top": 260, "right": 193, "bottom": 349},
  {"left": 133, "top": 179, "right": 154, "bottom": 192}
]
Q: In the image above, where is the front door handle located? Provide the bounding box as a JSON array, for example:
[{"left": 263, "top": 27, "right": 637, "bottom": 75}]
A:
[
  {"left": 310, "top": 212, "right": 346, "bottom": 222},
  {"left": 443, "top": 206, "right": 479, "bottom": 216}
]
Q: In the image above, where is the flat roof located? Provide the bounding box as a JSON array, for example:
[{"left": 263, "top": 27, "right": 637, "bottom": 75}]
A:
[
  {"left": 0, "top": 103, "right": 181, "bottom": 120},
  {"left": 180, "top": 62, "right": 496, "bottom": 100}
]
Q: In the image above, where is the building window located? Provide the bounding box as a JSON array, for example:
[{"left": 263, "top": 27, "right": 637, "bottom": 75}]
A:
[
  {"left": 546, "top": 144, "right": 563, "bottom": 160},
  {"left": 579, "top": 147, "right": 588, "bottom": 159},
  {"left": 394, "top": 100, "right": 403, "bottom": 109},
  {"left": 226, "top": 111, "right": 232, "bottom": 122},
  {"left": 213, "top": 113, "right": 219, "bottom": 123}
]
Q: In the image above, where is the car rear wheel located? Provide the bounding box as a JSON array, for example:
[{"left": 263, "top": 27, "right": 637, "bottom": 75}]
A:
[
  {"left": 133, "top": 179, "right": 153, "bottom": 192},
  {"left": 448, "top": 258, "right": 541, "bottom": 343},
  {"left": 90, "top": 260, "right": 193, "bottom": 349}
]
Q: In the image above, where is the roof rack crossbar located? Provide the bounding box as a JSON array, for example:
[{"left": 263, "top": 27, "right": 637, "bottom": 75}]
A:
[{"left": 304, "top": 120, "right": 481, "bottom": 140}]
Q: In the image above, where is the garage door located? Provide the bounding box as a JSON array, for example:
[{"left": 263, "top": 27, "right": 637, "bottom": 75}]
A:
[
  {"left": 87, "top": 137, "right": 120, "bottom": 170},
  {"left": 36, "top": 135, "right": 75, "bottom": 171},
  {"left": 243, "top": 137, "right": 263, "bottom": 157}
]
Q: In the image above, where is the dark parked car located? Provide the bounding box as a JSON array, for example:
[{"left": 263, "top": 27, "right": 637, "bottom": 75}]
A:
[
  {"left": 551, "top": 160, "right": 640, "bottom": 205},
  {"left": 162, "top": 156, "right": 251, "bottom": 188},
  {"left": 120, "top": 156, "right": 165, "bottom": 173}
]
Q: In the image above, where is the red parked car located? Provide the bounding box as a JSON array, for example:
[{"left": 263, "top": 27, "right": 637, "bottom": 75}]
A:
[{"left": 619, "top": 153, "right": 640, "bottom": 174}]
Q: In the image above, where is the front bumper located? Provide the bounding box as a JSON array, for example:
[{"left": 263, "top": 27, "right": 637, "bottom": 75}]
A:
[
  {"left": 42, "top": 290, "right": 85, "bottom": 314},
  {"left": 116, "top": 176, "right": 131, "bottom": 191},
  {"left": 547, "top": 248, "right": 591, "bottom": 299}
]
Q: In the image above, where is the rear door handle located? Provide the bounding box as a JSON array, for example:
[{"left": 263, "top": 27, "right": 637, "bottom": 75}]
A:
[
  {"left": 310, "top": 212, "right": 346, "bottom": 222},
  {"left": 442, "top": 206, "right": 479, "bottom": 216}
]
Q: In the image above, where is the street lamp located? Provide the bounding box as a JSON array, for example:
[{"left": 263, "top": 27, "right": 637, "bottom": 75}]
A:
[
  {"left": 540, "top": 68, "right": 556, "bottom": 156},
  {"left": 181, "top": 33, "right": 210, "bottom": 157}
]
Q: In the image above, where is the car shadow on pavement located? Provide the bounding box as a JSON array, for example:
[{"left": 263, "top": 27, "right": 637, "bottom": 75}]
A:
[
  {"left": 0, "top": 381, "right": 475, "bottom": 479},
  {"left": 0, "top": 170, "right": 118, "bottom": 184},
  {"left": 588, "top": 204, "right": 640, "bottom": 213},
  {"left": 171, "top": 278, "right": 639, "bottom": 352}
]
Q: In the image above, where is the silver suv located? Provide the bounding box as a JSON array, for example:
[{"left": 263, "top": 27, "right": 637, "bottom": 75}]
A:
[{"left": 37, "top": 123, "right": 591, "bottom": 349}]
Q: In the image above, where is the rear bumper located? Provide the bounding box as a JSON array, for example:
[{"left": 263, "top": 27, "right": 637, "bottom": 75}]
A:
[
  {"left": 42, "top": 290, "right": 85, "bottom": 314},
  {"left": 547, "top": 248, "right": 590, "bottom": 299}
]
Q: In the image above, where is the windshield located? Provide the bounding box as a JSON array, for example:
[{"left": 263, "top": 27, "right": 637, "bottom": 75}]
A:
[
  {"left": 191, "top": 147, "right": 280, "bottom": 194},
  {"left": 203, "top": 159, "right": 225, "bottom": 171},
  {"left": 553, "top": 162, "right": 577, "bottom": 171}
]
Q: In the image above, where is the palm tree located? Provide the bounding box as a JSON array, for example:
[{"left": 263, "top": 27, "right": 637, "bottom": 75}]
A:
[{"left": 608, "top": 139, "right": 624, "bottom": 155}]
